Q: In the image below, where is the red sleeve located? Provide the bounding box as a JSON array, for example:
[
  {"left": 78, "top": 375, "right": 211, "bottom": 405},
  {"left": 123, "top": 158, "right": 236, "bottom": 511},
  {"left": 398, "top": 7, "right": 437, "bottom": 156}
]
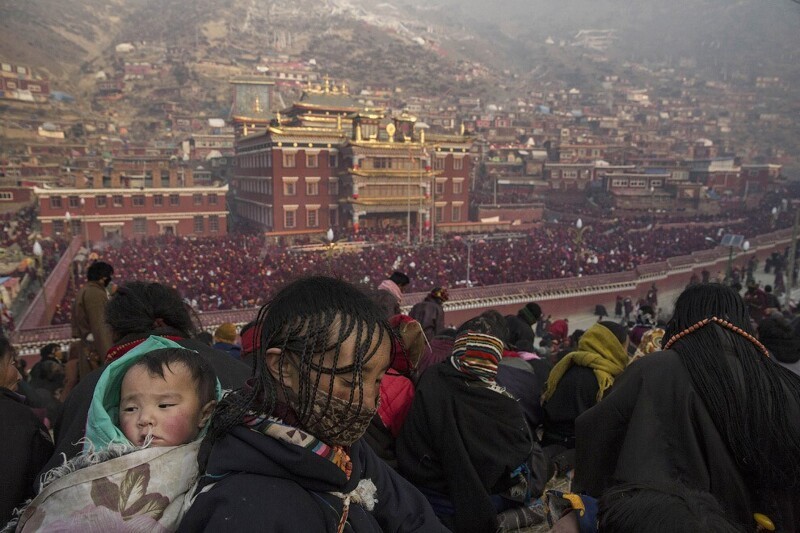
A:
[{"left": 377, "top": 374, "right": 415, "bottom": 438}]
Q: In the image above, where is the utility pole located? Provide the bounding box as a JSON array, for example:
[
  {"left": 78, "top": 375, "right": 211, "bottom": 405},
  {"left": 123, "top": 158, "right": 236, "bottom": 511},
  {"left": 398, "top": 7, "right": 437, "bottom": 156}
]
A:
[
  {"left": 466, "top": 239, "right": 472, "bottom": 287},
  {"left": 786, "top": 208, "right": 800, "bottom": 308},
  {"left": 406, "top": 163, "right": 411, "bottom": 245},
  {"left": 430, "top": 145, "right": 438, "bottom": 245}
]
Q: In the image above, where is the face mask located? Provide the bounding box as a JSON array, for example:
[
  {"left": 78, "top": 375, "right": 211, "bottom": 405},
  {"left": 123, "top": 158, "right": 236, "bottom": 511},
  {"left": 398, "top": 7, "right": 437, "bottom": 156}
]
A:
[{"left": 293, "top": 388, "right": 378, "bottom": 447}]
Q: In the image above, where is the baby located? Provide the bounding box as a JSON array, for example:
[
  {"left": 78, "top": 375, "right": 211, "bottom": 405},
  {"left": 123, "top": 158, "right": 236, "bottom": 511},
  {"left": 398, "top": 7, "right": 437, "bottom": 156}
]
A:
[
  {"left": 16, "top": 339, "right": 221, "bottom": 532},
  {"left": 84, "top": 337, "right": 220, "bottom": 452},
  {"left": 119, "top": 347, "right": 217, "bottom": 447}
]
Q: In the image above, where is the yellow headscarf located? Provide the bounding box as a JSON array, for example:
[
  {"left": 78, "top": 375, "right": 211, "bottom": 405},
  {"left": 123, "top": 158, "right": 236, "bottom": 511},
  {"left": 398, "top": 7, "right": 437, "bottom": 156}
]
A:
[{"left": 543, "top": 322, "right": 628, "bottom": 402}]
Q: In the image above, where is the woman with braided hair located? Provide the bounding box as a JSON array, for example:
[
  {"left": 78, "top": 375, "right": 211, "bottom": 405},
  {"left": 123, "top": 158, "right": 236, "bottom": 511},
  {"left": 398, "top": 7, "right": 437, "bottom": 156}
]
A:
[
  {"left": 574, "top": 283, "right": 800, "bottom": 531},
  {"left": 178, "top": 276, "right": 446, "bottom": 532},
  {"left": 38, "top": 281, "right": 250, "bottom": 479}
]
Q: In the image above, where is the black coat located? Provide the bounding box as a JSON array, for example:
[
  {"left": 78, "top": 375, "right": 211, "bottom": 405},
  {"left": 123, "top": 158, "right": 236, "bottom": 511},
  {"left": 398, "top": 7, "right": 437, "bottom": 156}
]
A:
[
  {"left": 39, "top": 329, "right": 251, "bottom": 480},
  {"left": 574, "top": 349, "right": 800, "bottom": 531},
  {"left": 178, "top": 426, "right": 446, "bottom": 532},
  {"left": 0, "top": 388, "right": 53, "bottom": 527},
  {"left": 541, "top": 366, "right": 599, "bottom": 448},
  {"left": 497, "top": 362, "right": 546, "bottom": 432},
  {"left": 397, "top": 363, "right": 548, "bottom": 533},
  {"left": 505, "top": 314, "right": 536, "bottom": 352}
]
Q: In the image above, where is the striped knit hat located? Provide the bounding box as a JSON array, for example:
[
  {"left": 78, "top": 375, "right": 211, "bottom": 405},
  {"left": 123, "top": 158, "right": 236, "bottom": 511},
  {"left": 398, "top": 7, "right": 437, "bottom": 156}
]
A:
[{"left": 450, "top": 331, "right": 504, "bottom": 382}]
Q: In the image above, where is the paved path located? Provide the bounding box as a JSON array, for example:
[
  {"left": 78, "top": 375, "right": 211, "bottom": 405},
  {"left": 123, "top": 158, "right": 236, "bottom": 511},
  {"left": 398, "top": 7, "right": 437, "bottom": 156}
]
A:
[{"left": 562, "top": 271, "right": 795, "bottom": 335}]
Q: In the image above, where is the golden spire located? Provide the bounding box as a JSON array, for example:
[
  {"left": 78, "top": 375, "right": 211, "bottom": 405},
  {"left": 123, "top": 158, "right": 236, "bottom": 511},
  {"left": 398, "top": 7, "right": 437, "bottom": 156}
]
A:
[
  {"left": 324, "top": 75, "right": 330, "bottom": 94},
  {"left": 276, "top": 111, "right": 282, "bottom": 124},
  {"left": 460, "top": 122, "right": 465, "bottom": 136},
  {"left": 254, "top": 95, "right": 262, "bottom": 114},
  {"left": 337, "top": 114, "right": 342, "bottom": 131}
]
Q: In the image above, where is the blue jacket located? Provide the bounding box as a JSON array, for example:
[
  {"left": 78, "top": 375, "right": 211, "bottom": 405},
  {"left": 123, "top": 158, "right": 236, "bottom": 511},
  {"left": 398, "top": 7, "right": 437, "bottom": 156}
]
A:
[{"left": 212, "top": 341, "right": 242, "bottom": 360}]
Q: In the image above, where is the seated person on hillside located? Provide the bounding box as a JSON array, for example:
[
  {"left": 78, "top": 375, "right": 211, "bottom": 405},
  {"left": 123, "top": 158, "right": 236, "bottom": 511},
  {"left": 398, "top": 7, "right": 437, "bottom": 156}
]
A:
[
  {"left": 397, "top": 327, "right": 549, "bottom": 533},
  {"left": 574, "top": 284, "right": 800, "bottom": 530},
  {"left": 758, "top": 316, "right": 800, "bottom": 376},
  {"left": 178, "top": 277, "right": 445, "bottom": 532},
  {"left": 408, "top": 287, "right": 449, "bottom": 341},
  {"left": 0, "top": 335, "right": 53, "bottom": 529},
  {"left": 541, "top": 321, "right": 628, "bottom": 451},
  {"left": 628, "top": 305, "right": 656, "bottom": 355},
  {"left": 505, "top": 302, "right": 542, "bottom": 352}
]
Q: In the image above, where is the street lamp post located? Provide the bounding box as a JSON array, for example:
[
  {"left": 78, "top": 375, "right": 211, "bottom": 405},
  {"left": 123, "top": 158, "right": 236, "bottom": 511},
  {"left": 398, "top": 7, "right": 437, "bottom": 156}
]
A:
[
  {"left": 324, "top": 228, "right": 336, "bottom": 274},
  {"left": 786, "top": 208, "right": 800, "bottom": 308},
  {"left": 455, "top": 235, "right": 479, "bottom": 287},
  {"left": 406, "top": 162, "right": 412, "bottom": 246},
  {"left": 466, "top": 239, "right": 473, "bottom": 287},
  {"left": 571, "top": 218, "right": 590, "bottom": 276},
  {"left": 80, "top": 197, "right": 89, "bottom": 244},
  {"left": 708, "top": 234, "right": 749, "bottom": 285},
  {"left": 726, "top": 240, "right": 749, "bottom": 284},
  {"left": 33, "top": 240, "right": 47, "bottom": 312},
  {"left": 456, "top": 232, "right": 527, "bottom": 287},
  {"left": 430, "top": 145, "right": 439, "bottom": 245},
  {"left": 649, "top": 186, "right": 656, "bottom": 223}
]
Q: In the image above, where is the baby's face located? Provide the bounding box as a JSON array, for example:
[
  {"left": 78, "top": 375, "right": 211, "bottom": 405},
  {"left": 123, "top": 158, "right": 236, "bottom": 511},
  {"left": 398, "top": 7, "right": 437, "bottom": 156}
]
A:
[{"left": 119, "top": 362, "right": 213, "bottom": 447}]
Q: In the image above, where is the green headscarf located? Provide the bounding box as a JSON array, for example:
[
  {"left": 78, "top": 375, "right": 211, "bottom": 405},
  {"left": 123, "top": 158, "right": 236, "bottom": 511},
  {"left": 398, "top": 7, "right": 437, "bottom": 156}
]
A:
[
  {"left": 543, "top": 322, "right": 628, "bottom": 402},
  {"left": 84, "top": 336, "right": 222, "bottom": 452}
]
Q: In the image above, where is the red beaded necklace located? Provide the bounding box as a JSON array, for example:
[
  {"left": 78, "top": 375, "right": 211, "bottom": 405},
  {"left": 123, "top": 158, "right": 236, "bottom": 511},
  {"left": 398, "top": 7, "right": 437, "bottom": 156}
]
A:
[
  {"left": 663, "top": 316, "right": 770, "bottom": 358},
  {"left": 104, "top": 335, "right": 185, "bottom": 363}
]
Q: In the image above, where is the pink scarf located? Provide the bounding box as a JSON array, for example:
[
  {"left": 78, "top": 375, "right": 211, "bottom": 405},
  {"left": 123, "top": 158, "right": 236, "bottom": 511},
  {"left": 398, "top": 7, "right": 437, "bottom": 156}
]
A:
[{"left": 378, "top": 279, "right": 402, "bottom": 302}]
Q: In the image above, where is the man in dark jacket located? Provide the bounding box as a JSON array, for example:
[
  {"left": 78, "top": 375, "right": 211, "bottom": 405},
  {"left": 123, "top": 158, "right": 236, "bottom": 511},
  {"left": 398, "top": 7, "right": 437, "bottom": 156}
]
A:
[
  {"left": 39, "top": 281, "right": 251, "bottom": 480},
  {"left": 505, "top": 302, "right": 542, "bottom": 352},
  {"left": 1, "top": 337, "right": 53, "bottom": 528},
  {"left": 70, "top": 261, "right": 114, "bottom": 373},
  {"left": 409, "top": 287, "right": 448, "bottom": 340}
]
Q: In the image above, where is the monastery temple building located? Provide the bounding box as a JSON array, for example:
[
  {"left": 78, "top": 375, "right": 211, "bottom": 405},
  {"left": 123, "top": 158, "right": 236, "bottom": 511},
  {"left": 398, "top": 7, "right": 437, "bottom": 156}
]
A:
[{"left": 231, "top": 81, "right": 473, "bottom": 238}]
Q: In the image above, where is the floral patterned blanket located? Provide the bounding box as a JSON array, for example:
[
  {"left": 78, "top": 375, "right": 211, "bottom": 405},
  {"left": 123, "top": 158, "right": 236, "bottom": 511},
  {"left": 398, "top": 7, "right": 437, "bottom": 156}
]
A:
[{"left": 14, "top": 440, "right": 200, "bottom": 532}]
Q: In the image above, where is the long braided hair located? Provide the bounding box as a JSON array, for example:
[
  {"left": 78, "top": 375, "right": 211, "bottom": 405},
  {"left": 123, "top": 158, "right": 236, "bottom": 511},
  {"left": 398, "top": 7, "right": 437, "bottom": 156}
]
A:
[
  {"left": 663, "top": 283, "right": 800, "bottom": 491},
  {"left": 207, "top": 276, "right": 393, "bottom": 444}
]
